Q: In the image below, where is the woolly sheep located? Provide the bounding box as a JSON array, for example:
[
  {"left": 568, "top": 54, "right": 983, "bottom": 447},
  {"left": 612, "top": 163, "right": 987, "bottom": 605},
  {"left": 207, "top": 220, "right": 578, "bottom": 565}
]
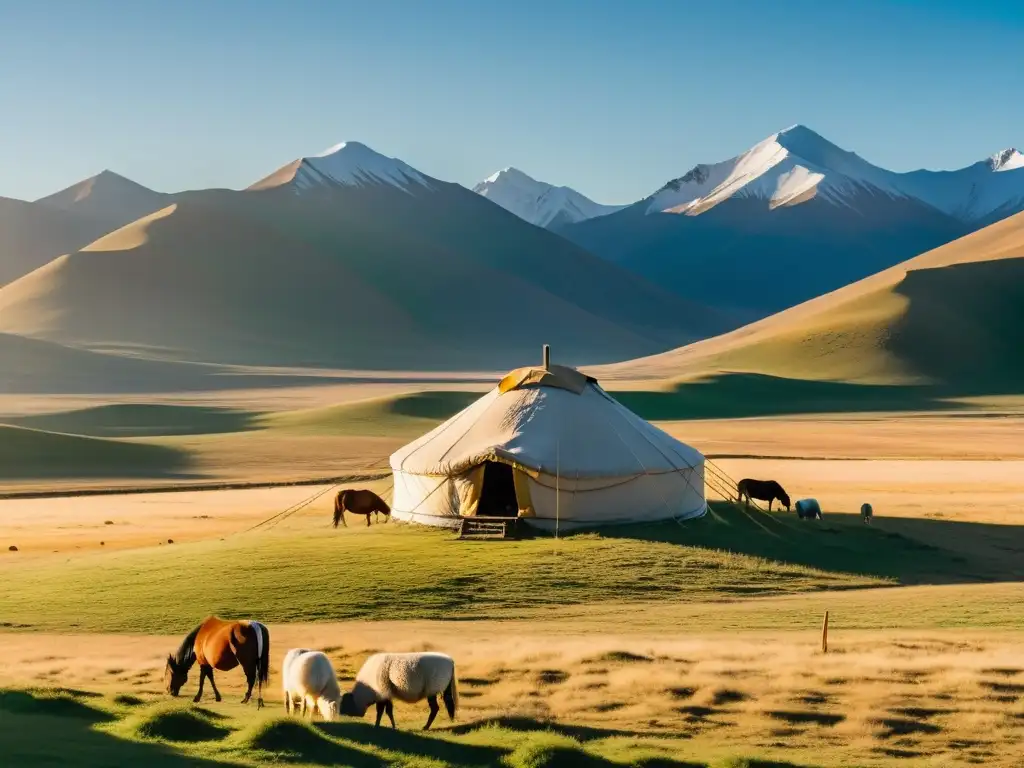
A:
[
  {"left": 282, "top": 649, "right": 341, "bottom": 720},
  {"left": 340, "top": 652, "right": 458, "bottom": 730},
  {"left": 281, "top": 648, "right": 313, "bottom": 713}
]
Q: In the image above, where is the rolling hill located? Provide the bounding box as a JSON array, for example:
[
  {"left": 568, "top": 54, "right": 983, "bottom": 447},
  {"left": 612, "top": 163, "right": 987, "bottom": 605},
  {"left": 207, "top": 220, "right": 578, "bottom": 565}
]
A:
[
  {"left": 0, "top": 197, "right": 113, "bottom": 287},
  {"left": 0, "top": 142, "right": 727, "bottom": 369},
  {"left": 0, "top": 424, "right": 190, "bottom": 480},
  {"left": 601, "top": 209, "right": 1024, "bottom": 391}
]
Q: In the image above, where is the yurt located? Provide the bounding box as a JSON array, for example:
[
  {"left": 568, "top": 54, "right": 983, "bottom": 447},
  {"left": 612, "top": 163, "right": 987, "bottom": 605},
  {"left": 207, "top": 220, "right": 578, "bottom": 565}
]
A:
[{"left": 389, "top": 358, "right": 706, "bottom": 530}]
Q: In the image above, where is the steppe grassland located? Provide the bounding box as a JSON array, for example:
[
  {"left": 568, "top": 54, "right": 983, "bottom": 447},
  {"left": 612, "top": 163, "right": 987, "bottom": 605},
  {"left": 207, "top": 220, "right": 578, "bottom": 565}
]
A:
[{"left": 2, "top": 382, "right": 1024, "bottom": 766}]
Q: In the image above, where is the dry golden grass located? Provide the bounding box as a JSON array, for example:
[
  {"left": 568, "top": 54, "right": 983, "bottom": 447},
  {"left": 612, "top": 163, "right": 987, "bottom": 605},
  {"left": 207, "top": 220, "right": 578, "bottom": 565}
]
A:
[
  {"left": 0, "top": 480, "right": 382, "bottom": 559},
  {"left": 1, "top": 624, "right": 1022, "bottom": 766}
]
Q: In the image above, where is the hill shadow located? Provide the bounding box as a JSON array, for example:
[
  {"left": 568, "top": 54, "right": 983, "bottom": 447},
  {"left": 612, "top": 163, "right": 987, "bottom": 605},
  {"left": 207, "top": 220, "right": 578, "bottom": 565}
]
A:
[
  {"left": 592, "top": 502, "right": 1024, "bottom": 585},
  {"left": 613, "top": 374, "right": 967, "bottom": 421},
  {"left": 0, "top": 689, "right": 242, "bottom": 767}
]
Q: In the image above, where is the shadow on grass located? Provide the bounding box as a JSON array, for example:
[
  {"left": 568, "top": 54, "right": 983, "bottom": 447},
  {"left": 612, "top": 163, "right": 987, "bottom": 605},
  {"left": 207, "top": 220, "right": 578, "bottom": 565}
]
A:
[
  {"left": 237, "top": 718, "right": 385, "bottom": 766},
  {"left": 593, "top": 502, "right": 1024, "bottom": 584},
  {"left": 445, "top": 715, "right": 697, "bottom": 743},
  {"left": 0, "top": 689, "right": 242, "bottom": 767},
  {"left": 320, "top": 720, "right": 503, "bottom": 765}
]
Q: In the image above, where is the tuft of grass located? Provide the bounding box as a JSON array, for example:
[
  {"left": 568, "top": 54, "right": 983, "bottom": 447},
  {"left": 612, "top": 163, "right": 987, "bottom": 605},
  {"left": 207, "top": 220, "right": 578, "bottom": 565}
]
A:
[
  {"left": 503, "top": 732, "right": 612, "bottom": 768},
  {"left": 127, "top": 704, "right": 231, "bottom": 743}
]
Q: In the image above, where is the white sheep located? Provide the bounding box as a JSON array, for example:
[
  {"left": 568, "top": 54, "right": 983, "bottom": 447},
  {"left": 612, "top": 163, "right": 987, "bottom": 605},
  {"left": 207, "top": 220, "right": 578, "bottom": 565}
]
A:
[
  {"left": 281, "top": 649, "right": 342, "bottom": 720},
  {"left": 340, "top": 652, "right": 458, "bottom": 730},
  {"left": 281, "top": 648, "right": 313, "bottom": 714}
]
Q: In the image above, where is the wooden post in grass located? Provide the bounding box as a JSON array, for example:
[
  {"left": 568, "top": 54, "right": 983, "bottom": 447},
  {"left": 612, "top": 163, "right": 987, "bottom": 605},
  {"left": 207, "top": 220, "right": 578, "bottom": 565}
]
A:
[{"left": 821, "top": 611, "right": 830, "bottom": 653}]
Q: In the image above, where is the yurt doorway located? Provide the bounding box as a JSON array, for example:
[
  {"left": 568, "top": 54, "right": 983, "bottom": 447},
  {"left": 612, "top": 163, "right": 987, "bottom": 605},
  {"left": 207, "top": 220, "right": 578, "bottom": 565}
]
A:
[{"left": 477, "top": 461, "right": 519, "bottom": 517}]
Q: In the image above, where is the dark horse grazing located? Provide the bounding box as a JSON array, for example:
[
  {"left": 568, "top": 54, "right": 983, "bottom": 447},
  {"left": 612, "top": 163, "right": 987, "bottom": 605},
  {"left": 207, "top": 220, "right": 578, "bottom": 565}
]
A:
[
  {"left": 165, "top": 616, "right": 270, "bottom": 708},
  {"left": 737, "top": 479, "right": 791, "bottom": 512},
  {"left": 334, "top": 488, "right": 391, "bottom": 528}
]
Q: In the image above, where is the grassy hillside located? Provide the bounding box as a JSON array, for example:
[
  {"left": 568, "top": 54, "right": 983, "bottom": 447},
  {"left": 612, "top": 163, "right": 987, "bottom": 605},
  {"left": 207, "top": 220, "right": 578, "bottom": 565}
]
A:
[
  {"left": 0, "top": 425, "right": 190, "bottom": 480},
  {"left": 6, "top": 499, "right": 1016, "bottom": 634},
  {"left": 600, "top": 210, "right": 1024, "bottom": 404}
]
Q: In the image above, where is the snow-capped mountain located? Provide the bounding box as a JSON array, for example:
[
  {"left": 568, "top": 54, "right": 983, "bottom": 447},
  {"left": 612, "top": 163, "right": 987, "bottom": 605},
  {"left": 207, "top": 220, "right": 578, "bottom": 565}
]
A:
[
  {"left": 643, "top": 125, "right": 1024, "bottom": 225},
  {"left": 249, "top": 141, "right": 433, "bottom": 194},
  {"left": 562, "top": 124, "right": 974, "bottom": 319},
  {"left": 473, "top": 167, "right": 624, "bottom": 229},
  {"left": 646, "top": 125, "right": 904, "bottom": 215},
  {"left": 898, "top": 148, "right": 1024, "bottom": 223}
]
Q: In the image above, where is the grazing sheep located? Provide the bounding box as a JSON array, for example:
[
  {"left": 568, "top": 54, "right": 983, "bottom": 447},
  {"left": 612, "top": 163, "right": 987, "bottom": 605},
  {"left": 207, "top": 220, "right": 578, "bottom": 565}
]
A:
[
  {"left": 282, "top": 650, "right": 341, "bottom": 720},
  {"left": 281, "top": 648, "right": 313, "bottom": 714},
  {"left": 340, "top": 652, "right": 458, "bottom": 730},
  {"left": 861, "top": 503, "right": 873, "bottom": 524}
]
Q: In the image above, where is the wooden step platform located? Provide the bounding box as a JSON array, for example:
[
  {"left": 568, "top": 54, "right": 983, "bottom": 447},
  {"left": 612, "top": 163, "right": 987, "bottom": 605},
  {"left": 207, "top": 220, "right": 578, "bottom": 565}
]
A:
[{"left": 458, "top": 516, "right": 521, "bottom": 540}]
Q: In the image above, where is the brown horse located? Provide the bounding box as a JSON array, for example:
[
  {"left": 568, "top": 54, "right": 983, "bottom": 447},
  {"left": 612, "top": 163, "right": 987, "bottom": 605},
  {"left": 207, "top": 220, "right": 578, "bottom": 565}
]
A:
[
  {"left": 165, "top": 616, "right": 270, "bottom": 708},
  {"left": 737, "top": 478, "right": 791, "bottom": 511},
  {"left": 334, "top": 489, "right": 391, "bottom": 528}
]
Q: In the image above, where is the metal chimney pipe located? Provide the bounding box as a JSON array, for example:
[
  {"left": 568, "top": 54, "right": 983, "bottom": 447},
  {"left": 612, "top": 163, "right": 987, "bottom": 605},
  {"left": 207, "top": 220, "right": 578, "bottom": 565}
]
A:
[{"left": 543, "top": 344, "right": 550, "bottom": 370}]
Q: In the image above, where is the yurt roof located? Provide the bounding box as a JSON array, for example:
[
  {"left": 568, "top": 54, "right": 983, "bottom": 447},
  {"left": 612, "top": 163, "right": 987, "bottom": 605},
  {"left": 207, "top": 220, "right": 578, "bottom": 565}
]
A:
[{"left": 390, "top": 366, "right": 703, "bottom": 479}]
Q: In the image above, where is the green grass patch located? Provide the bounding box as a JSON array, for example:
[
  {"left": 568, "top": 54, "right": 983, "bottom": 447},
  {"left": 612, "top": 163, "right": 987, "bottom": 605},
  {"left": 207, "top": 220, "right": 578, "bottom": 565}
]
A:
[
  {"left": 128, "top": 704, "right": 231, "bottom": 742},
  {"left": 4, "top": 499, "right": 1001, "bottom": 634}
]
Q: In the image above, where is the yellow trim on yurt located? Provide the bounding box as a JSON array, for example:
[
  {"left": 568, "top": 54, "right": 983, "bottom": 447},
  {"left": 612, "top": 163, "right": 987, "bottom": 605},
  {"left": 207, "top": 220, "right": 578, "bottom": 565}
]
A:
[
  {"left": 512, "top": 469, "right": 535, "bottom": 518},
  {"left": 497, "top": 364, "right": 593, "bottom": 395},
  {"left": 458, "top": 465, "right": 486, "bottom": 517}
]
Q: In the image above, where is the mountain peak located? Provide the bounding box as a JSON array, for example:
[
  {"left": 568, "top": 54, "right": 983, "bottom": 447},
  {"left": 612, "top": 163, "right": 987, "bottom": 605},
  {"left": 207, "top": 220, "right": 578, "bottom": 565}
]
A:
[
  {"left": 263, "top": 140, "right": 433, "bottom": 194},
  {"left": 990, "top": 148, "right": 1024, "bottom": 172},
  {"left": 474, "top": 167, "right": 624, "bottom": 228},
  {"left": 479, "top": 167, "right": 535, "bottom": 187}
]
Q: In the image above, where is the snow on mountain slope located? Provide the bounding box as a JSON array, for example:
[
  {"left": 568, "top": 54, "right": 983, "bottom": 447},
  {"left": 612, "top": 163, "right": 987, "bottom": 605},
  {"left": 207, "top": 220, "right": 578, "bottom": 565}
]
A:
[
  {"left": 249, "top": 141, "right": 433, "bottom": 194},
  {"left": 646, "top": 125, "right": 904, "bottom": 215},
  {"left": 473, "top": 167, "right": 624, "bottom": 228},
  {"left": 897, "top": 148, "right": 1024, "bottom": 223},
  {"left": 644, "top": 125, "right": 1024, "bottom": 224}
]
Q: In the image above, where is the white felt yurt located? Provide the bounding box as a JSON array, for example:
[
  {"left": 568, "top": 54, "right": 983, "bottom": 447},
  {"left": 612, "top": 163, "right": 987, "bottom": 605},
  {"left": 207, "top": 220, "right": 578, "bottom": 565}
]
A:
[{"left": 389, "top": 362, "right": 706, "bottom": 530}]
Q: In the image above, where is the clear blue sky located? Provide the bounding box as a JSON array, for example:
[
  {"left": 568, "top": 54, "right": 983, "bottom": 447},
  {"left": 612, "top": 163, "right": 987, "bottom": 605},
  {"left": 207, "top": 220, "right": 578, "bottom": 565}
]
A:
[{"left": 1, "top": 0, "right": 1022, "bottom": 203}]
